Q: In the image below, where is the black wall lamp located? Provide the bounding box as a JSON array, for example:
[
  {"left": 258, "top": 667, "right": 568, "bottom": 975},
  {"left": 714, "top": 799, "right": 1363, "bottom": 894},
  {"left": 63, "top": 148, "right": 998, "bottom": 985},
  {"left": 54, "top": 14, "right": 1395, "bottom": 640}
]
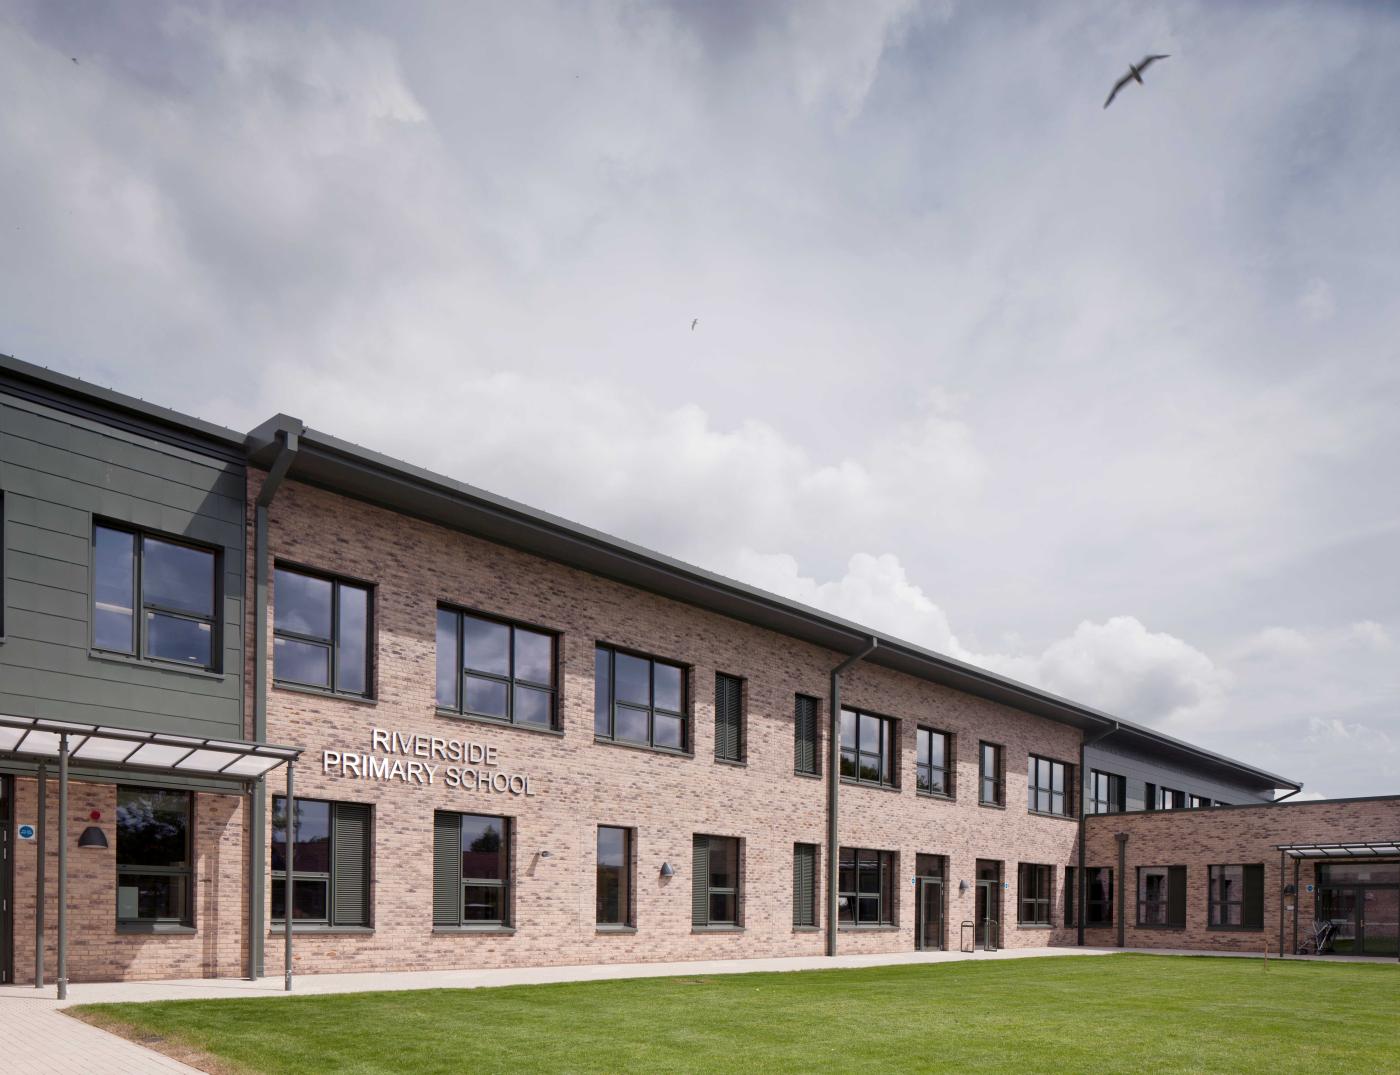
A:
[
  {"left": 660, "top": 861, "right": 674, "bottom": 878},
  {"left": 78, "top": 809, "right": 108, "bottom": 850}
]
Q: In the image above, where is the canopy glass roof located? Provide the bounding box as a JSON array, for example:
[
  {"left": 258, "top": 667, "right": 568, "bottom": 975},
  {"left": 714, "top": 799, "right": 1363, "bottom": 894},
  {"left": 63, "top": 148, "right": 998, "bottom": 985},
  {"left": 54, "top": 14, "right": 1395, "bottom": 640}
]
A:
[{"left": 1277, "top": 841, "right": 1400, "bottom": 859}]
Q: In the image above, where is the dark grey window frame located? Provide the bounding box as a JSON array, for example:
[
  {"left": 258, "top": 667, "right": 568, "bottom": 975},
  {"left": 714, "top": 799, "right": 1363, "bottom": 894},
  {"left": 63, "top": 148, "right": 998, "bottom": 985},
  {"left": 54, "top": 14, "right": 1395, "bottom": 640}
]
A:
[
  {"left": 794, "top": 694, "right": 821, "bottom": 776},
  {"left": 1085, "top": 866, "right": 1114, "bottom": 927},
  {"left": 272, "top": 562, "right": 373, "bottom": 698},
  {"left": 92, "top": 522, "right": 222, "bottom": 672},
  {"left": 436, "top": 604, "right": 560, "bottom": 730},
  {"left": 596, "top": 825, "right": 634, "bottom": 928},
  {"left": 270, "top": 795, "right": 372, "bottom": 929},
  {"left": 916, "top": 726, "right": 953, "bottom": 798},
  {"left": 1018, "top": 862, "right": 1053, "bottom": 925},
  {"left": 793, "top": 842, "right": 819, "bottom": 928},
  {"left": 1028, "top": 754, "right": 1073, "bottom": 817},
  {"left": 714, "top": 671, "right": 745, "bottom": 763},
  {"left": 115, "top": 785, "right": 194, "bottom": 928},
  {"left": 838, "top": 846, "right": 897, "bottom": 927},
  {"left": 979, "top": 741, "right": 1004, "bottom": 806},
  {"left": 594, "top": 644, "right": 690, "bottom": 755},
  {"left": 840, "top": 708, "right": 897, "bottom": 789},
  {"left": 434, "top": 810, "right": 512, "bottom": 929},
  {"left": 1137, "top": 865, "right": 1187, "bottom": 929},
  {"left": 1148, "top": 784, "right": 1186, "bottom": 811},
  {"left": 1208, "top": 863, "right": 1264, "bottom": 931},
  {"left": 692, "top": 833, "right": 741, "bottom": 928},
  {"left": 1089, "top": 769, "right": 1126, "bottom": 814}
]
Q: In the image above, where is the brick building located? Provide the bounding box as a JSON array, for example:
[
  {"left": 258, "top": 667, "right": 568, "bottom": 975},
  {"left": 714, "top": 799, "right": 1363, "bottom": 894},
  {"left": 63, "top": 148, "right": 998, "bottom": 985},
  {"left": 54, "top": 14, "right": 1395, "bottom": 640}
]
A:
[{"left": 1, "top": 354, "right": 1396, "bottom": 987}]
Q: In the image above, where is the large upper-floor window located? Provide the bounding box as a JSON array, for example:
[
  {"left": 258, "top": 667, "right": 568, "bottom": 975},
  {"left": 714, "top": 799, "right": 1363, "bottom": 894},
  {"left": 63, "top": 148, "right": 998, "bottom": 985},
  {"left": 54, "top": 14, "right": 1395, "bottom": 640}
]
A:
[
  {"left": 273, "top": 566, "right": 371, "bottom": 696},
  {"left": 1086, "top": 867, "right": 1114, "bottom": 927},
  {"left": 916, "top": 727, "right": 953, "bottom": 797},
  {"left": 116, "top": 786, "right": 192, "bottom": 927},
  {"left": 433, "top": 811, "right": 511, "bottom": 928},
  {"left": 1148, "top": 784, "right": 1186, "bottom": 811},
  {"left": 1137, "top": 865, "right": 1186, "bottom": 928},
  {"left": 596, "top": 826, "right": 633, "bottom": 928},
  {"left": 1018, "top": 863, "right": 1053, "bottom": 925},
  {"left": 692, "top": 834, "right": 740, "bottom": 927},
  {"left": 1028, "top": 755, "right": 1073, "bottom": 817},
  {"left": 1189, "top": 794, "right": 1210, "bottom": 809},
  {"left": 794, "top": 694, "right": 821, "bottom": 776},
  {"left": 436, "top": 607, "right": 557, "bottom": 728},
  {"left": 594, "top": 645, "right": 688, "bottom": 752},
  {"left": 1089, "top": 770, "right": 1126, "bottom": 814},
  {"left": 840, "top": 708, "right": 896, "bottom": 788},
  {"left": 838, "top": 847, "right": 896, "bottom": 926},
  {"left": 1208, "top": 864, "right": 1264, "bottom": 930},
  {"left": 94, "top": 524, "right": 218, "bottom": 670},
  {"left": 271, "top": 796, "right": 371, "bottom": 927},
  {"left": 979, "top": 741, "right": 1004, "bottom": 806}
]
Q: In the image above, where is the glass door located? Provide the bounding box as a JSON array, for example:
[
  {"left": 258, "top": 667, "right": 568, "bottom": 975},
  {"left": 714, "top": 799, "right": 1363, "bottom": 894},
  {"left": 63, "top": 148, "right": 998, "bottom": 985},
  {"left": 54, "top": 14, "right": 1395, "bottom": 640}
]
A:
[
  {"left": 1318, "top": 886, "right": 1359, "bottom": 953},
  {"left": 1361, "top": 887, "right": 1399, "bottom": 957},
  {"left": 975, "top": 860, "right": 1001, "bottom": 950},
  {"left": 916, "top": 878, "right": 943, "bottom": 950}
]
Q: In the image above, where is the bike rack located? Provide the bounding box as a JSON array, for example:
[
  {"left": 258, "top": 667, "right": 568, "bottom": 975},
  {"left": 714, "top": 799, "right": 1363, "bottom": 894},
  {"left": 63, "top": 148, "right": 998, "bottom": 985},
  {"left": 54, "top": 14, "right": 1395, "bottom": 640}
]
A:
[
  {"left": 985, "top": 919, "right": 999, "bottom": 953},
  {"left": 960, "top": 920, "right": 975, "bottom": 953}
]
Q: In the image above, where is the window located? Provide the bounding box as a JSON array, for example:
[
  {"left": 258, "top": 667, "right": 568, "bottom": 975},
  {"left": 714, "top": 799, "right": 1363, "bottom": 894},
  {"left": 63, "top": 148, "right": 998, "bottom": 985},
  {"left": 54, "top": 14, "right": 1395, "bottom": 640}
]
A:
[
  {"left": 94, "top": 524, "right": 218, "bottom": 669},
  {"left": 1208, "top": 864, "right": 1264, "bottom": 929},
  {"left": 1028, "top": 755, "right": 1073, "bottom": 816},
  {"left": 1086, "top": 867, "right": 1114, "bottom": 927},
  {"left": 1189, "top": 794, "right": 1209, "bottom": 809},
  {"left": 116, "top": 786, "right": 192, "bottom": 925},
  {"left": 1089, "top": 770, "right": 1126, "bottom": 814},
  {"left": 273, "top": 566, "right": 371, "bottom": 695},
  {"left": 840, "top": 709, "right": 896, "bottom": 787},
  {"left": 596, "top": 826, "right": 633, "bottom": 927},
  {"left": 692, "top": 834, "right": 740, "bottom": 927},
  {"left": 1018, "top": 863, "right": 1053, "bottom": 925},
  {"left": 794, "top": 694, "right": 820, "bottom": 775},
  {"left": 838, "top": 847, "right": 896, "bottom": 926},
  {"left": 1148, "top": 784, "right": 1185, "bottom": 811},
  {"left": 1137, "top": 865, "right": 1187, "bottom": 928},
  {"left": 436, "top": 607, "right": 557, "bottom": 728},
  {"left": 271, "top": 797, "right": 371, "bottom": 927},
  {"left": 979, "top": 742, "right": 1004, "bottom": 806},
  {"left": 714, "top": 672, "right": 744, "bottom": 762},
  {"left": 433, "top": 812, "right": 510, "bottom": 927},
  {"left": 594, "top": 645, "right": 688, "bottom": 752},
  {"left": 793, "top": 843, "right": 819, "bottom": 928},
  {"left": 916, "top": 727, "right": 953, "bottom": 797},
  {"left": 1064, "top": 866, "right": 1077, "bottom": 927}
]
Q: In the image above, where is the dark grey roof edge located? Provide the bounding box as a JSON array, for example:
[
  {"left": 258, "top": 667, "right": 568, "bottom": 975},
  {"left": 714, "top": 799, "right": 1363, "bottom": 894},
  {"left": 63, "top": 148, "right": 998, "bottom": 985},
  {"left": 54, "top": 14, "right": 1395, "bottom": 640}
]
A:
[{"left": 282, "top": 423, "right": 1301, "bottom": 792}]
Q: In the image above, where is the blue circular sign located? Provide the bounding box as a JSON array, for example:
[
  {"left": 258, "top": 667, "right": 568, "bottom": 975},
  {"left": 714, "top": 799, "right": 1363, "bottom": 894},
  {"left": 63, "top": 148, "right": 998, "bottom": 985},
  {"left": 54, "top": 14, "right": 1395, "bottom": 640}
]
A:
[{"left": 18, "top": 824, "right": 36, "bottom": 840}]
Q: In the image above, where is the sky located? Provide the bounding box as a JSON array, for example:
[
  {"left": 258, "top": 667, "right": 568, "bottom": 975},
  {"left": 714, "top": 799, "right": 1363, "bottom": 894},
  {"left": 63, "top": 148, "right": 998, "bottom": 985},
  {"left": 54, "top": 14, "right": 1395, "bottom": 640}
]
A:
[{"left": 1, "top": 1, "right": 1396, "bottom": 796}]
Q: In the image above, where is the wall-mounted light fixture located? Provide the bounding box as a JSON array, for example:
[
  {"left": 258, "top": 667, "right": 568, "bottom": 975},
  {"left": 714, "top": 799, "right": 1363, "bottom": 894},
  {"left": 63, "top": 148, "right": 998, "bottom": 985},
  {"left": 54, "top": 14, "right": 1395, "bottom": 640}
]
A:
[
  {"left": 958, "top": 879, "right": 969, "bottom": 894},
  {"left": 660, "top": 861, "right": 674, "bottom": 878},
  {"left": 538, "top": 850, "right": 552, "bottom": 859},
  {"left": 78, "top": 809, "right": 108, "bottom": 850},
  {"left": 1283, "top": 883, "right": 1296, "bottom": 895}
]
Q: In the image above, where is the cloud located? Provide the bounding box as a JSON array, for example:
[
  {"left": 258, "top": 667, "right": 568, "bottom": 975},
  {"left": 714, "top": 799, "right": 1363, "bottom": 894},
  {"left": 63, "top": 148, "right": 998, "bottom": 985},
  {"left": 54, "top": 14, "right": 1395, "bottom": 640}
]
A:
[{"left": 1298, "top": 277, "right": 1336, "bottom": 322}]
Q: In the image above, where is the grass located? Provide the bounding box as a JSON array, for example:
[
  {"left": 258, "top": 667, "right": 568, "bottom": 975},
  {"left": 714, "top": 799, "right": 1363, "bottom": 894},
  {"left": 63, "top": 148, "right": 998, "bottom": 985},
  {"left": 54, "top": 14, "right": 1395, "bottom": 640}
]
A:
[{"left": 71, "top": 954, "right": 1400, "bottom": 1075}]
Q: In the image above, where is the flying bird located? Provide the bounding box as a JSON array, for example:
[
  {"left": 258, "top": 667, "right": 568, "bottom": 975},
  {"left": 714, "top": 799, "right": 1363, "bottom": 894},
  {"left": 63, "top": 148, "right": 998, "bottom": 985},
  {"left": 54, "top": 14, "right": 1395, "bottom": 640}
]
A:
[
  {"left": 691, "top": 318, "right": 698, "bottom": 331},
  {"left": 1103, "top": 54, "right": 1169, "bottom": 109}
]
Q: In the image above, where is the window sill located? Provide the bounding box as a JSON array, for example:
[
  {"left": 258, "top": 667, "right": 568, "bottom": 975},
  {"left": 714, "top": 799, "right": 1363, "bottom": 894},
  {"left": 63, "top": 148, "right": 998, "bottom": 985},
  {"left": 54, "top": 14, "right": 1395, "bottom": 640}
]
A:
[
  {"left": 917, "top": 791, "right": 956, "bottom": 803},
  {"left": 978, "top": 801, "right": 1006, "bottom": 811},
  {"left": 274, "top": 681, "right": 377, "bottom": 705},
  {"left": 691, "top": 926, "right": 744, "bottom": 934},
  {"left": 91, "top": 650, "right": 224, "bottom": 681},
  {"left": 117, "top": 923, "right": 196, "bottom": 935},
  {"left": 435, "top": 709, "right": 564, "bottom": 737},
  {"left": 433, "top": 926, "right": 517, "bottom": 935},
  {"left": 839, "top": 778, "right": 901, "bottom": 794},
  {"left": 713, "top": 757, "right": 747, "bottom": 768},
  {"left": 838, "top": 925, "right": 899, "bottom": 933},
  {"left": 1016, "top": 924, "right": 1053, "bottom": 930},
  {"left": 792, "top": 925, "right": 821, "bottom": 933},
  {"left": 593, "top": 737, "right": 693, "bottom": 760},
  {"left": 1027, "top": 810, "right": 1078, "bottom": 823},
  {"left": 1207, "top": 925, "right": 1265, "bottom": 933},
  {"left": 793, "top": 770, "right": 822, "bottom": 780},
  {"left": 268, "top": 925, "right": 374, "bottom": 935},
  {"left": 1134, "top": 925, "right": 1186, "bottom": 931},
  {"left": 595, "top": 925, "right": 637, "bottom": 934}
]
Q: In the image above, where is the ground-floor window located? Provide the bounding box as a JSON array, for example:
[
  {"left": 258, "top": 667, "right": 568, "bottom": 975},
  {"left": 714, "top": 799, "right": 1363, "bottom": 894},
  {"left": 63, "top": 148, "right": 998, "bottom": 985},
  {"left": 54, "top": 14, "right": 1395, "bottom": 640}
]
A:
[
  {"left": 116, "top": 786, "right": 192, "bottom": 927},
  {"left": 1064, "top": 866, "right": 1077, "bottom": 927},
  {"left": 692, "top": 834, "right": 741, "bottom": 927},
  {"left": 1086, "top": 867, "right": 1114, "bottom": 926},
  {"left": 838, "top": 847, "right": 896, "bottom": 926},
  {"left": 596, "top": 826, "right": 633, "bottom": 927},
  {"left": 1208, "top": 864, "right": 1264, "bottom": 929},
  {"left": 1137, "top": 865, "right": 1186, "bottom": 928},
  {"left": 1018, "top": 863, "right": 1053, "bottom": 925},
  {"left": 271, "top": 796, "right": 372, "bottom": 927},
  {"left": 434, "top": 811, "right": 511, "bottom": 927},
  {"left": 793, "top": 843, "right": 819, "bottom": 928}
]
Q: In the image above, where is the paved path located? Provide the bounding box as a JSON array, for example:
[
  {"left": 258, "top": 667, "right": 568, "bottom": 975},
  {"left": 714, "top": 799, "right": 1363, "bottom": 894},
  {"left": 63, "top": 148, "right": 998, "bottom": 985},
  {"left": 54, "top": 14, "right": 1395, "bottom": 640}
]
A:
[{"left": 2, "top": 945, "right": 1389, "bottom": 1072}]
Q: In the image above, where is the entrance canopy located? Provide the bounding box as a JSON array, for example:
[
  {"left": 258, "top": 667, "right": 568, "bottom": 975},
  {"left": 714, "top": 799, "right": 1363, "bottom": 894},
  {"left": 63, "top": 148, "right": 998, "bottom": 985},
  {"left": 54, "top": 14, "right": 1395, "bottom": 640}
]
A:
[
  {"left": 0, "top": 713, "right": 300, "bottom": 783},
  {"left": 1277, "top": 841, "right": 1400, "bottom": 859}
]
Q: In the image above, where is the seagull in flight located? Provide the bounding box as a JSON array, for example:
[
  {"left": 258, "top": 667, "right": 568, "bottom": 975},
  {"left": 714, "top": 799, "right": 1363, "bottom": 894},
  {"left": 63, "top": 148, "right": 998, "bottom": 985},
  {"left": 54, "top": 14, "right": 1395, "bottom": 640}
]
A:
[
  {"left": 691, "top": 318, "right": 698, "bottom": 331},
  {"left": 1104, "top": 54, "right": 1169, "bottom": 109}
]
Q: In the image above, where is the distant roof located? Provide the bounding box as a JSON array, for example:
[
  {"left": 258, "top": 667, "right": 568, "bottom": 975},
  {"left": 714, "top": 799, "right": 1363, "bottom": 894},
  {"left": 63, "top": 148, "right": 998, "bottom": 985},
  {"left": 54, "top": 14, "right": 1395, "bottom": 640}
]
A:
[{"left": 1, "top": 352, "right": 1302, "bottom": 793}]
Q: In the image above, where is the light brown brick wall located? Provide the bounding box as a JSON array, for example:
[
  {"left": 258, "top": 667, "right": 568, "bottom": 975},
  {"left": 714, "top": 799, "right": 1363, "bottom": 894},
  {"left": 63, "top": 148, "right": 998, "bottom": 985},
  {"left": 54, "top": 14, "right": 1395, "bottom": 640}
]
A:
[{"left": 1082, "top": 797, "right": 1400, "bottom": 955}]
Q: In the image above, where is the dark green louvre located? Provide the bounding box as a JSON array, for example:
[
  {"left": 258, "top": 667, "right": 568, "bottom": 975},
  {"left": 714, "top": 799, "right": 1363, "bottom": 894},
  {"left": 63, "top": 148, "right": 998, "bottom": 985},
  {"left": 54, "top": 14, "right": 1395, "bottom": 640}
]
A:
[
  {"left": 433, "top": 811, "right": 462, "bottom": 927},
  {"left": 793, "top": 843, "right": 818, "bottom": 928},
  {"left": 1242, "top": 864, "right": 1265, "bottom": 928},
  {"left": 331, "top": 803, "right": 371, "bottom": 927},
  {"left": 794, "top": 694, "right": 819, "bottom": 775},
  {"left": 1167, "top": 865, "right": 1188, "bottom": 928},
  {"left": 715, "top": 672, "right": 743, "bottom": 761},
  {"left": 692, "top": 835, "right": 710, "bottom": 927}
]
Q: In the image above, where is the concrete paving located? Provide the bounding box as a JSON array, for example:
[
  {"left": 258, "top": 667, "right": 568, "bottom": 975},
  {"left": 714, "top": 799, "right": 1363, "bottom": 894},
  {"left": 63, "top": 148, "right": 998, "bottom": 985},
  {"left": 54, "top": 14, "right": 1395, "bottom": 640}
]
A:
[{"left": 2, "top": 946, "right": 1391, "bottom": 1073}]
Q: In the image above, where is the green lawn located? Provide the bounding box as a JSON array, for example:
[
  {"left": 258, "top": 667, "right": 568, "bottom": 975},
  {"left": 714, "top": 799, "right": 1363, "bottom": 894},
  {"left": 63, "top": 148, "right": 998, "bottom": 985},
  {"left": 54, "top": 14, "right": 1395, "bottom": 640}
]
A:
[{"left": 72, "top": 954, "right": 1400, "bottom": 1075}]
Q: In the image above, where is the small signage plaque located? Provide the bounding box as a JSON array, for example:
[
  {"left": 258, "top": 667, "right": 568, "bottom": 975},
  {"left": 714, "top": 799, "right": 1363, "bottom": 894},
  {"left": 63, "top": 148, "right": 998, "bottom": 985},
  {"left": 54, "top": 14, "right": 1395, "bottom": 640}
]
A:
[{"left": 17, "top": 823, "right": 35, "bottom": 841}]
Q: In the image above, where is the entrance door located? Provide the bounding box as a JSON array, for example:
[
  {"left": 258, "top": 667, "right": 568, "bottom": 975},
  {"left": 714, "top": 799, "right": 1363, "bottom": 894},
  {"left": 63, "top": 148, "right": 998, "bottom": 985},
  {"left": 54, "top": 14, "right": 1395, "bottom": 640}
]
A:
[
  {"left": 916, "top": 878, "right": 943, "bottom": 951},
  {"left": 975, "top": 860, "right": 1001, "bottom": 951},
  {"left": 1, "top": 775, "right": 10, "bottom": 984},
  {"left": 1361, "top": 887, "right": 1399, "bottom": 957}
]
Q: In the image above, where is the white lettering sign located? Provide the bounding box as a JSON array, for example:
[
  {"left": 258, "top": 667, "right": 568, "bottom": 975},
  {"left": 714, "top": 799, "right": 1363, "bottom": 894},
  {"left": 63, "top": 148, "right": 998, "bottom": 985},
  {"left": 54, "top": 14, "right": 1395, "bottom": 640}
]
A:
[{"left": 322, "top": 728, "right": 536, "bottom": 796}]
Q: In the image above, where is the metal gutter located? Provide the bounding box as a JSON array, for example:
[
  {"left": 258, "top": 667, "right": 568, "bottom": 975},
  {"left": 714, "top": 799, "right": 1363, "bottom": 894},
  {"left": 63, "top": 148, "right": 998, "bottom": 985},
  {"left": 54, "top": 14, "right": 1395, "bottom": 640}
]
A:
[{"left": 826, "top": 638, "right": 878, "bottom": 957}]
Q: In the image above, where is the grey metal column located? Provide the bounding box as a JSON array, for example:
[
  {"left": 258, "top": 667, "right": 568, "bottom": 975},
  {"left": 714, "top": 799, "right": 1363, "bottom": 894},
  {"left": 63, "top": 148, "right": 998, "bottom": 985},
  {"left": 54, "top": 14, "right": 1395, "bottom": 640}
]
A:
[
  {"left": 1277, "top": 849, "right": 1285, "bottom": 960},
  {"left": 284, "top": 759, "right": 293, "bottom": 992},
  {"left": 57, "top": 734, "right": 68, "bottom": 1000},
  {"left": 35, "top": 763, "right": 45, "bottom": 989},
  {"left": 826, "top": 638, "right": 877, "bottom": 958}
]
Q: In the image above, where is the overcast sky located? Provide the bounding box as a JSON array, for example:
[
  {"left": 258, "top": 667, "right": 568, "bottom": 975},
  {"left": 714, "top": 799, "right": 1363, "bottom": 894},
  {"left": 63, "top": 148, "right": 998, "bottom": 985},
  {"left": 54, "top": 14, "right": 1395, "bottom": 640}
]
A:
[{"left": 2, "top": 1, "right": 1396, "bottom": 796}]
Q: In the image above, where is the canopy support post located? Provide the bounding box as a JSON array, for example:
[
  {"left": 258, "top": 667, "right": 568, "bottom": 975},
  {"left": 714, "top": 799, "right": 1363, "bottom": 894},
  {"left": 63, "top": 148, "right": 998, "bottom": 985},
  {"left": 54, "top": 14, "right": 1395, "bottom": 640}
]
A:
[
  {"left": 284, "top": 759, "right": 294, "bottom": 992},
  {"left": 34, "top": 763, "right": 45, "bottom": 989},
  {"left": 57, "top": 734, "right": 68, "bottom": 1001}
]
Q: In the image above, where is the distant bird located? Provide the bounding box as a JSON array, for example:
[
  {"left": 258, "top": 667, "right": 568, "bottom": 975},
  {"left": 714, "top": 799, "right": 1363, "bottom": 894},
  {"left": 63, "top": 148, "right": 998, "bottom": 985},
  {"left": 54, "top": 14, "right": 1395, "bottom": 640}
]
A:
[
  {"left": 691, "top": 318, "right": 698, "bottom": 331},
  {"left": 71, "top": 57, "right": 78, "bottom": 64},
  {"left": 1103, "top": 54, "right": 1169, "bottom": 109}
]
